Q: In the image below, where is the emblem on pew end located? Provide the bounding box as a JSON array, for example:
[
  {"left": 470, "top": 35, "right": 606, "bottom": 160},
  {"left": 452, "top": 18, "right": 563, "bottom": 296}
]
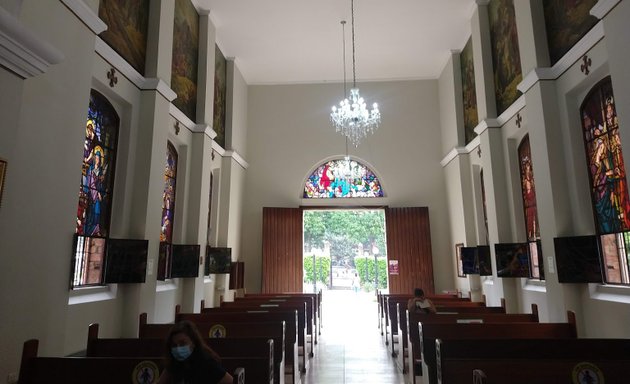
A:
[
  {"left": 209, "top": 324, "right": 227, "bottom": 338},
  {"left": 132, "top": 360, "right": 159, "bottom": 384},
  {"left": 572, "top": 361, "right": 604, "bottom": 384}
]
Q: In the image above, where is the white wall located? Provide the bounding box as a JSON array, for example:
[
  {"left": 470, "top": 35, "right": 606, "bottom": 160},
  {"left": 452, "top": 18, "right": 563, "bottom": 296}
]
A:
[
  {"left": 0, "top": 1, "right": 97, "bottom": 378},
  {"left": 243, "top": 80, "right": 453, "bottom": 293}
]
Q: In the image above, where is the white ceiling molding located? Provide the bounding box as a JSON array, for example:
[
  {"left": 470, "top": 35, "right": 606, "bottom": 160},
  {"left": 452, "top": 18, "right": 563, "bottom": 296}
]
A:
[
  {"left": 60, "top": 0, "right": 106, "bottom": 35},
  {"left": 440, "top": 147, "right": 470, "bottom": 167},
  {"left": 95, "top": 37, "right": 143, "bottom": 86},
  {"left": 169, "top": 105, "right": 196, "bottom": 131},
  {"left": 518, "top": 21, "right": 604, "bottom": 93},
  {"left": 143, "top": 78, "right": 177, "bottom": 102},
  {"left": 224, "top": 150, "right": 249, "bottom": 169},
  {"left": 591, "top": 0, "right": 622, "bottom": 19},
  {"left": 0, "top": 6, "right": 64, "bottom": 78},
  {"left": 191, "top": 123, "right": 217, "bottom": 139}
]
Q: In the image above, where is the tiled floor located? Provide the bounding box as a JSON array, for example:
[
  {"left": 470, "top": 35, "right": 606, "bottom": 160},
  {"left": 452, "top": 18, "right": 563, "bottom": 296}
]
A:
[{"left": 302, "top": 290, "right": 406, "bottom": 384}]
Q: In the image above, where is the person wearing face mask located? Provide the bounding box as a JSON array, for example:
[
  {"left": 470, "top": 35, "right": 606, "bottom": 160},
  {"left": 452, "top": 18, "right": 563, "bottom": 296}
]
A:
[{"left": 158, "top": 320, "right": 233, "bottom": 384}]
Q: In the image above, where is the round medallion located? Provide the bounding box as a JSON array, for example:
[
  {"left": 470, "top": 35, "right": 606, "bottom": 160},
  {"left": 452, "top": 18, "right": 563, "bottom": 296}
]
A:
[
  {"left": 572, "top": 361, "right": 604, "bottom": 384},
  {"left": 209, "top": 324, "right": 227, "bottom": 338},
  {"left": 132, "top": 360, "right": 160, "bottom": 384}
]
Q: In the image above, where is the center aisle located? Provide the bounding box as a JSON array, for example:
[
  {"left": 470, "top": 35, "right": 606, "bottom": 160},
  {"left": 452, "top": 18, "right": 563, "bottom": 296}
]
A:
[{"left": 302, "top": 290, "right": 406, "bottom": 384}]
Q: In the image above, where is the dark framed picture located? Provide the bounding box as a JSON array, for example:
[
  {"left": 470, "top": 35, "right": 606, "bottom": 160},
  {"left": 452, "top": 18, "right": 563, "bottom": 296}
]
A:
[
  {"left": 461, "top": 246, "right": 479, "bottom": 275},
  {"left": 456, "top": 243, "right": 465, "bottom": 277},
  {"left": 206, "top": 247, "right": 232, "bottom": 274},
  {"left": 171, "top": 244, "right": 201, "bottom": 278},
  {"left": 553, "top": 235, "right": 603, "bottom": 283},
  {"left": 104, "top": 238, "right": 148, "bottom": 283},
  {"left": 495, "top": 242, "right": 531, "bottom": 278}
]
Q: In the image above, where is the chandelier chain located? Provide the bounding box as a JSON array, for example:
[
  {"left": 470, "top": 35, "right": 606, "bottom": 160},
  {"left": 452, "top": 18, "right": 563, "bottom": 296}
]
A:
[
  {"left": 342, "top": 20, "right": 347, "bottom": 97},
  {"left": 351, "top": 0, "right": 356, "bottom": 87},
  {"left": 330, "top": 0, "right": 381, "bottom": 147}
]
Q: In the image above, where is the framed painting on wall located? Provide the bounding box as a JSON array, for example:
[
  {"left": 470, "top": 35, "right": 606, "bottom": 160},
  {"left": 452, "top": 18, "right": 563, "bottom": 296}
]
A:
[
  {"left": 456, "top": 243, "right": 465, "bottom": 277},
  {"left": 460, "top": 38, "right": 478, "bottom": 145},
  {"left": 543, "top": 0, "right": 598, "bottom": 65},
  {"left": 98, "top": 0, "right": 150, "bottom": 75},
  {"left": 488, "top": 0, "right": 523, "bottom": 115},
  {"left": 213, "top": 44, "right": 227, "bottom": 148},
  {"left": 171, "top": 0, "right": 199, "bottom": 122}
]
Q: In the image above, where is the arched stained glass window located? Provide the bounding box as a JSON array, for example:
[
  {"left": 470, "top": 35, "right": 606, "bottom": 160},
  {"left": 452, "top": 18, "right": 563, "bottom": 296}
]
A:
[
  {"left": 73, "top": 89, "right": 119, "bottom": 287},
  {"left": 582, "top": 77, "right": 630, "bottom": 233},
  {"left": 160, "top": 142, "right": 178, "bottom": 243},
  {"left": 304, "top": 159, "right": 384, "bottom": 198},
  {"left": 158, "top": 142, "right": 178, "bottom": 280},
  {"left": 518, "top": 135, "right": 543, "bottom": 279},
  {"left": 582, "top": 76, "right": 630, "bottom": 285}
]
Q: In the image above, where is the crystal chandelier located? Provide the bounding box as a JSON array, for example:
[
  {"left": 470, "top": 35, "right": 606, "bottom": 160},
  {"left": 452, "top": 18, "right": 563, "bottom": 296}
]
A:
[{"left": 330, "top": 0, "right": 381, "bottom": 147}]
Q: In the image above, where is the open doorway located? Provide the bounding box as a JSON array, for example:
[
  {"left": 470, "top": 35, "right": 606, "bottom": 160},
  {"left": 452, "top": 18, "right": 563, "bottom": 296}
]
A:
[{"left": 302, "top": 209, "right": 388, "bottom": 293}]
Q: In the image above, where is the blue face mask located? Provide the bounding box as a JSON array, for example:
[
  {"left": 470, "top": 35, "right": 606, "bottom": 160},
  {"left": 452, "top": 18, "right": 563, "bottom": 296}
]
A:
[{"left": 171, "top": 345, "right": 193, "bottom": 361}]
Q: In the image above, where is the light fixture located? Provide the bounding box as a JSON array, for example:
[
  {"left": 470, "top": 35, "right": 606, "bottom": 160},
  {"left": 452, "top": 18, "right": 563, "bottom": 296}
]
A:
[{"left": 330, "top": 0, "right": 381, "bottom": 147}]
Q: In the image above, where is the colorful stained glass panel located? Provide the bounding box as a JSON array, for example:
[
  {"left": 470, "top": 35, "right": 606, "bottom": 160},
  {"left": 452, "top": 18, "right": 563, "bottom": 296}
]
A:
[
  {"left": 518, "top": 135, "right": 540, "bottom": 241},
  {"left": 76, "top": 90, "right": 119, "bottom": 237},
  {"left": 582, "top": 77, "right": 630, "bottom": 234},
  {"left": 160, "top": 143, "right": 178, "bottom": 243},
  {"left": 304, "top": 159, "right": 383, "bottom": 198}
]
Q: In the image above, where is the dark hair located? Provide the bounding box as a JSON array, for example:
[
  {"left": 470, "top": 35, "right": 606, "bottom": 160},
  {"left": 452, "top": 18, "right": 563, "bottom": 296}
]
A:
[
  {"left": 414, "top": 288, "right": 425, "bottom": 297},
  {"left": 164, "top": 320, "right": 221, "bottom": 368}
]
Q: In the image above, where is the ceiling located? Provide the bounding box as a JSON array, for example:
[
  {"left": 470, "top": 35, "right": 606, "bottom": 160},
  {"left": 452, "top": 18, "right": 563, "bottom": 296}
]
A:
[{"left": 197, "top": 0, "right": 476, "bottom": 85}]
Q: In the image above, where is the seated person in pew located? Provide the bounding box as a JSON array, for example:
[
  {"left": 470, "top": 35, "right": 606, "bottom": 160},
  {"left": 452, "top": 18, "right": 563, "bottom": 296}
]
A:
[
  {"left": 407, "top": 288, "right": 436, "bottom": 314},
  {"left": 158, "top": 321, "right": 233, "bottom": 384}
]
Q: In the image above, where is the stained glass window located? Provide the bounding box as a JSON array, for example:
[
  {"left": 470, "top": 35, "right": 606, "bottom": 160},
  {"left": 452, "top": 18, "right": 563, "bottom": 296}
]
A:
[
  {"left": 582, "top": 77, "right": 630, "bottom": 234},
  {"left": 72, "top": 90, "right": 119, "bottom": 287},
  {"left": 158, "top": 142, "right": 178, "bottom": 280},
  {"left": 303, "top": 159, "right": 384, "bottom": 198},
  {"left": 518, "top": 135, "right": 543, "bottom": 279},
  {"left": 582, "top": 77, "right": 630, "bottom": 285}
]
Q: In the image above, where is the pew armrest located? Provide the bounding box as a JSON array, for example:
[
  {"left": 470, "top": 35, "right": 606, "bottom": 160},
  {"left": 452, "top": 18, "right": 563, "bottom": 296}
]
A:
[
  {"left": 473, "top": 369, "right": 487, "bottom": 384},
  {"left": 232, "top": 367, "right": 245, "bottom": 384}
]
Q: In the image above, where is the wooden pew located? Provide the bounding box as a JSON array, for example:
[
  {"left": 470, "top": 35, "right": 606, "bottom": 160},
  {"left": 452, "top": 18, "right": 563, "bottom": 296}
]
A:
[
  {"left": 217, "top": 300, "right": 311, "bottom": 370},
  {"left": 466, "top": 360, "right": 630, "bottom": 384},
  {"left": 385, "top": 296, "right": 497, "bottom": 361},
  {"left": 382, "top": 294, "right": 480, "bottom": 351},
  {"left": 435, "top": 338, "right": 630, "bottom": 384},
  {"left": 418, "top": 312, "right": 578, "bottom": 384},
  {"left": 176, "top": 309, "right": 301, "bottom": 384},
  {"left": 18, "top": 339, "right": 246, "bottom": 384},
  {"left": 231, "top": 296, "right": 316, "bottom": 355},
  {"left": 378, "top": 293, "right": 468, "bottom": 336},
  {"left": 243, "top": 292, "right": 322, "bottom": 338},
  {"left": 89, "top": 323, "right": 280, "bottom": 383},
  {"left": 406, "top": 305, "right": 539, "bottom": 384}
]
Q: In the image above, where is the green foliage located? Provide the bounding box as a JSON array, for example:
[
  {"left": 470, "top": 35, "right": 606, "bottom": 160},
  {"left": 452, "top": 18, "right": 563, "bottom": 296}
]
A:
[
  {"left": 303, "top": 255, "right": 331, "bottom": 285},
  {"left": 303, "top": 210, "right": 386, "bottom": 258},
  {"left": 354, "top": 256, "right": 388, "bottom": 290}
]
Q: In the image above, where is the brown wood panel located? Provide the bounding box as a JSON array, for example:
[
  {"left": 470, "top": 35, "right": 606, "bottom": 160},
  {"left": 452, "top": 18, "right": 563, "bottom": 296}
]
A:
[
  {"left": 229, "top": 261, "right": 245, "bottom": 289},
  {"left": 262, "top": 207, "right": 303, "bottom": 292},
  {"left": 385, "top": 207, "right": 434, "bottom": 294}
]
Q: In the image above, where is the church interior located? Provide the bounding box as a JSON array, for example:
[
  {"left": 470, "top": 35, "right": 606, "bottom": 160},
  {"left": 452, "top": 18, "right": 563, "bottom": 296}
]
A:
[{"left": 1, "top": 0, "right": 630, "bottom": 382}]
